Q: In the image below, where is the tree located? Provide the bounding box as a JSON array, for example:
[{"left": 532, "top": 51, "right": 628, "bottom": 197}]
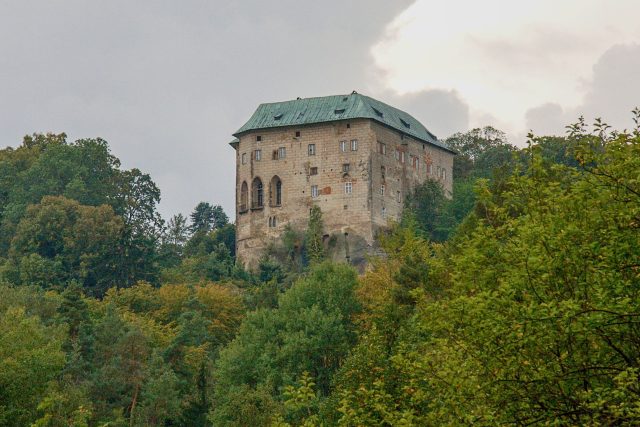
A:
[
  {"left": 0, "top": 307, "right": 65, "bottom": 426},
  {"left": 189, "top": 202, "right": 228, "bottom": 235},
  {"left": 8, "top": 196, "right": 124, "bottom": 296},
  {"left": 304, "top": 205, "right": 325, "bottom": 264},
  {"left": 337, "top": 114, "right": 640, "bottom": 425},
  {"left": 211, "top": 262, "right": 361, "bottom": 425}
]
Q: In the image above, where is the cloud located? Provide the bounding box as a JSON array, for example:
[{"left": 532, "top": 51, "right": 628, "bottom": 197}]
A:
[
  {"left": 382, "top": 89, "right": 470, "bottom": 138},
  {"left": 372, "top": 0, "right": 640, "bottom": 136},
  {"left": 0, "top": 0, "right": 412, "bottom": 218},
  {"left": 525, "top": 43, "right": 640, "bottom": 136}
]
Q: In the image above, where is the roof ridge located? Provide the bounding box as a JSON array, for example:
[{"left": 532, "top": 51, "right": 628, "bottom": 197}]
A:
[{"left": 233, "top": 93, "right": 453, "bottom": 153}]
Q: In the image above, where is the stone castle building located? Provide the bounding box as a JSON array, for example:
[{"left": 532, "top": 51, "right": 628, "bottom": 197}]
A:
[{"left": 230, "top": 92, "right": 455, "bottom": 268}]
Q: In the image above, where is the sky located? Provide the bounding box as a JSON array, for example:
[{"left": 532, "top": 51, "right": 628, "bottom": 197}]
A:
[{"left": 1, "top": 0, "right": 639, "bottom": 219}]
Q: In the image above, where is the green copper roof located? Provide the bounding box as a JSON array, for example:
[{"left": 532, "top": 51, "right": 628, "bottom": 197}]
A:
[{"left": 234, "top": 92, "right": 452, "bottom": 152}]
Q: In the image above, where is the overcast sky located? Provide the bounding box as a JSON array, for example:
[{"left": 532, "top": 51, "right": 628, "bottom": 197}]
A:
[{"left": 1, "top": 1, "right": 639, "bottom": 219}]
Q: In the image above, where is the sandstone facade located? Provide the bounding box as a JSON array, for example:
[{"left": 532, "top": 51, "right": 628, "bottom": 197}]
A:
[{"left": 231, "top": 94, "right": 454, "bottom": 268}]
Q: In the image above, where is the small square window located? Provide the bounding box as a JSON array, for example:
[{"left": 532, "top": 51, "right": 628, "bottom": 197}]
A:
[
  {"left": 254, "top": 149, "right": 262, "bottom": 161},
  {"left": 345, "top": 182, "right": 353, "bottom": 194},
  {"left": 342, "top": 163, "right": 350, "bottom": 173},
  {"left": 310, "top": 167, "right": 318, "bottom": 176},
  {"left": 308, "top": 144, "right": 316, "bottom": 156},
  {"left": 311, "top": 185, "right": 319, "bottom": 198},
  {"left": 351, "top": 139, "right": 358, "bottom": 151},
  {"left": 340, "top": 140, "right": 347, "bottom": 152},
  {"left": 241, "top": 153, "right": 247, "bottom": 164},
  {"left": 295, "top": 131, "right": 301, "bottom": 137},
  {"left": 256, "top": 135, "right": 262, "bottom": 142}
]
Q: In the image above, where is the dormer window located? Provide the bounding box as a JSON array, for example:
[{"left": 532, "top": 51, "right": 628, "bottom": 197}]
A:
[
  {"left": 334, "top": 108, "right": 345, "bottom": 114},
  {"left": 400, "top": 118, "right": 411, "bottom": 129},
  {"left": 372, "top": 107, "right": 384, "bottom": 118},
  {"left": 274, "top": 113, "right": 283, "bottom": 120}
]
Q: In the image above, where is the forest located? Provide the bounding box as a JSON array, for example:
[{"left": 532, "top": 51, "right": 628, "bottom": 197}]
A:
[{"left": 1, "top": 111, "right": 640, "bottom": 426}]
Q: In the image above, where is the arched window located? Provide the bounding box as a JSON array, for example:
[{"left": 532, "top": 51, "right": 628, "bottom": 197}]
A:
[
  {"left": 270, "top": 176, "right": 282, "bottom": 207},
  {"left": 252, "top": 177, "right": 263, "bottom": 208},
  {"left": 240, "top": 181, "right": 248, "bottom": 211}
]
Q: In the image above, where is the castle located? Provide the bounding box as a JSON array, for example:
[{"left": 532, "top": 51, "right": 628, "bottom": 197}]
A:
[{"left": 230, "top": 92, "right": 455, "bottom": 268}]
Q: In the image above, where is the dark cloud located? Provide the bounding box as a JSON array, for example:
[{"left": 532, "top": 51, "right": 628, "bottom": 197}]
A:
[
  {"left": 388, "top": 89, "right": 470, "bottom": 139},
  {"left": 524, "top": 103, "right": 568, "bottom": 136},
  {"left": 580, "top": 43, "right": 640, "bottom": 130},
  {"left": 525, "top": 43, "right": 640, "bottom": 136},
  {"left": 0, "top": 0, "right": 412, "bottom": 218}
]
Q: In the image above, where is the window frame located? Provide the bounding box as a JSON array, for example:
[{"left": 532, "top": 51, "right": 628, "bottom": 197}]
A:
[
  {"left": 350, "top": 139, "right": 358, "bottom": 151},
  {"left": 311, "top": 185, "right": 319, "bottom": 198},
  {"left": 345, "top": 181, "right": 353, "bottom": 194},
  {"left": 308, "top": 144, "right": 316, "bottom": 156}
]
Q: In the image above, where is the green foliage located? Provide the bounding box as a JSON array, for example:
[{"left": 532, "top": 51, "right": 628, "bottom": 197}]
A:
[
  {"left": 211, "top": 262, "right": 361, "bottom": 425},
  {"left": 0, "top": 133, "right": 164, "bottom": 291},
  {"left": 336, "top": 114, "right": 640, "bottom": 425},
  {"left": 189, "top": 202, "right": 228, "bottom": 235},
  {"left": 6, "top": 196, "right": 124, "bottom": 296},
  {"left": 304, "top": 205, "right": 326, "bottom": 265},
  {"left": 0, "top": 306, "right": 65, "bottom": 427}
]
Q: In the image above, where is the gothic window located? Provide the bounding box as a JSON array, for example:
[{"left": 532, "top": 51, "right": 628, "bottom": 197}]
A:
[
  {"left": 240, "top": 181, "right": 248, "bottom": 212},
  {"left": 270, "top": 176, "right": 282, "bottom": 206},
  {"left": 252, "top": 177, "right": 263, "bottom": 208}
]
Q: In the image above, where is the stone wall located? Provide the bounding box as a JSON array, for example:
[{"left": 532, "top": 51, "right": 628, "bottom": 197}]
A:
[
  {"left": 233, "top": 118, "right": 455, "bottom": 269},
  {"left": 369, "top": 122, "right": 454, "bottom": 230},
  {"left": 235, "top": 119, "right": 376, "bottom": 268}
]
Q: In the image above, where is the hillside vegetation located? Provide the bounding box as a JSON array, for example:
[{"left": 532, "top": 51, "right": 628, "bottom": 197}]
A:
[{"left": 1, "top": 113, "right": 640, "bottom": 426}]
